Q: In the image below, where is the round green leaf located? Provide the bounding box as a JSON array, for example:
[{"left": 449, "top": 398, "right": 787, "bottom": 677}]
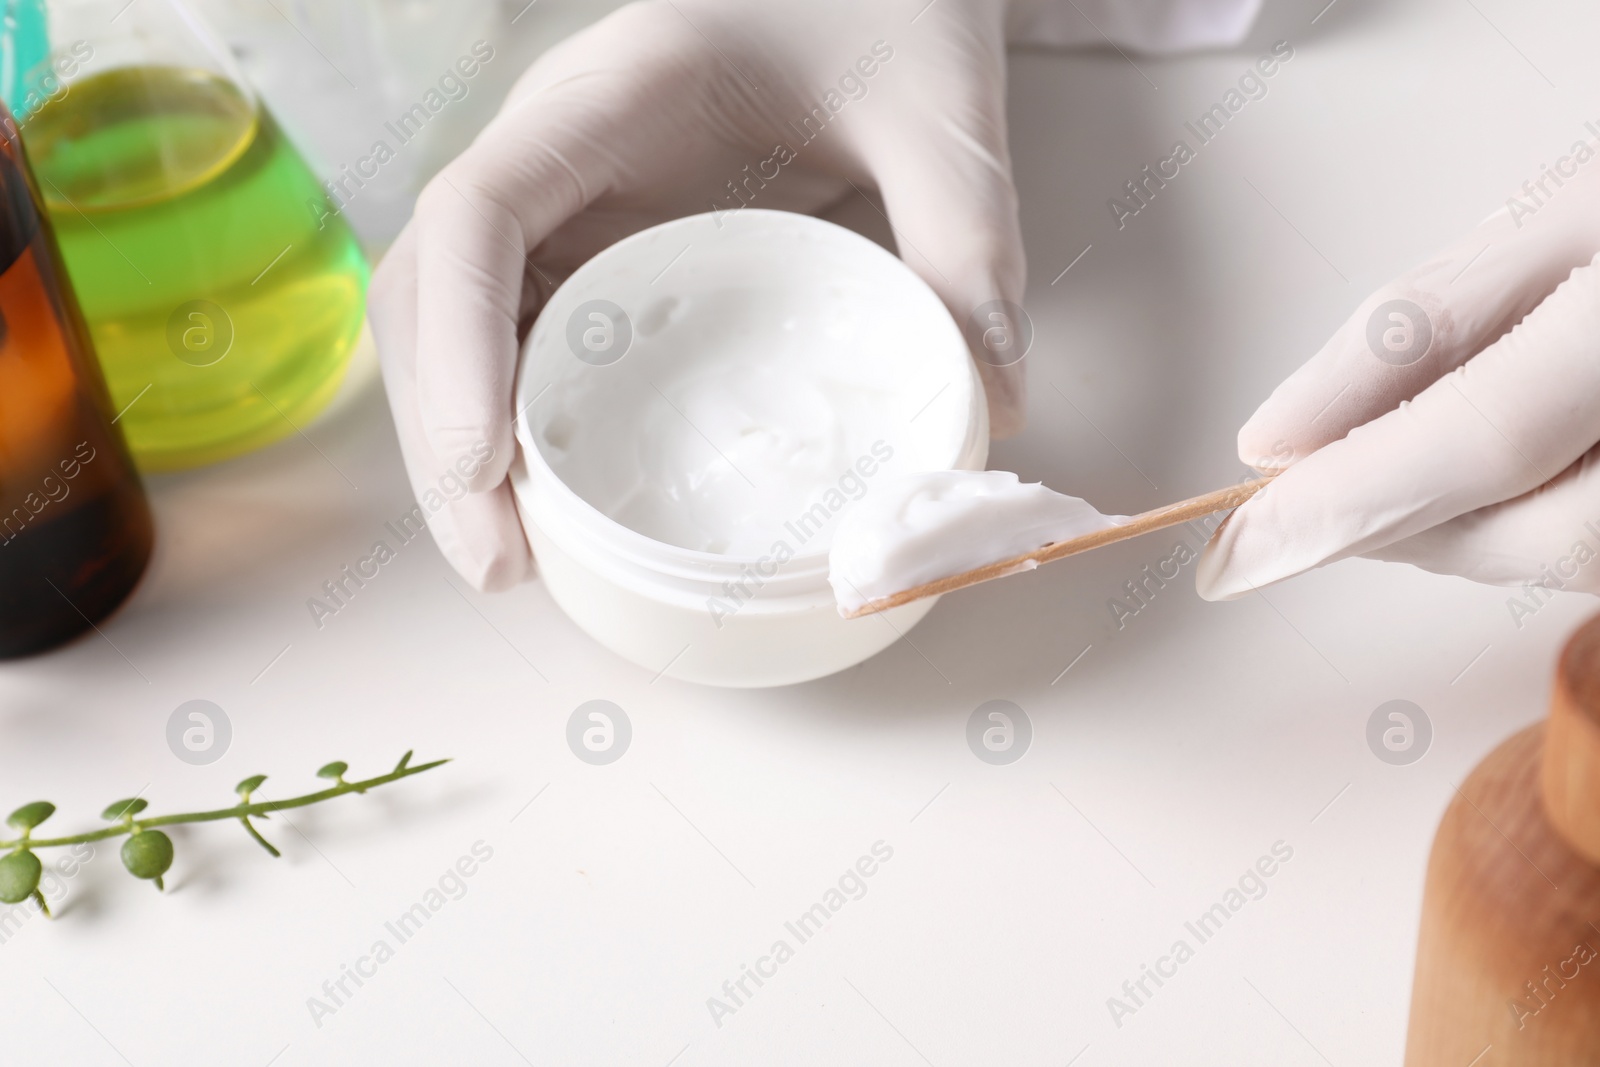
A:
[
  {"left": 316, "top": 761, "right": 348, "bottom": 780},
  {"left": 101, "top": 798, "right": 149, "bottom": 820},
  {"left": 121, "top": 831, "right": 174, "bottom": 880},
  {"left": 235, "top": 775, "right": 267, "bottom": 797},
  {"left": 6, "top": 801, "right": 55, "bottom": 832},
  {"left": 0, "top": 851, "right": 41, "bottom": 904}
]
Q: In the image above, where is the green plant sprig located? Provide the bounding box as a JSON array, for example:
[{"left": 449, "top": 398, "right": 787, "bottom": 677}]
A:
[{"left": 0, "top": 750, "right": 448, "bottom": 916}]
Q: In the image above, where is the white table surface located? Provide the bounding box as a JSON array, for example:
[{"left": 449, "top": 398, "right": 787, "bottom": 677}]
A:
[{"left": 3, "top": 1, "right": 1597, "bottom": 1064}]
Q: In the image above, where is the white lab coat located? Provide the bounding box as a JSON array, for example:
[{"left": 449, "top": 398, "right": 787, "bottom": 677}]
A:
[{"left": 1011, "top": 0, "right": 1264, "bottom": 53}]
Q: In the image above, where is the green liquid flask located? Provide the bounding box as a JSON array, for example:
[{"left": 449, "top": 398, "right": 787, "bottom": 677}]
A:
[{"left": 13, "top": 1, "right": 369, "bottom": 471}]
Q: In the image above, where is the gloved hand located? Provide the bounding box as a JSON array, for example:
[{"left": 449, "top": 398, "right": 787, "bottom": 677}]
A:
[
  {"left": 1198, "top": 145, "right": 1600, "bottom": 600},
  {"left": 369, "top": 0, "right": 1028, "bottom": 590}
]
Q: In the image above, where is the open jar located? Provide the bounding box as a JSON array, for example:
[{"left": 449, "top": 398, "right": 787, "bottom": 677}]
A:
[{"left": 511, "top": 209, "right": 987, "bottom": 687}]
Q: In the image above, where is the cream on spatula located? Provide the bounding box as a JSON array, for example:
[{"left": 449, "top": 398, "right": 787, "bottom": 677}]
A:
[{"left": 828, "top": 470, "right": 1271, "bottom": 618}]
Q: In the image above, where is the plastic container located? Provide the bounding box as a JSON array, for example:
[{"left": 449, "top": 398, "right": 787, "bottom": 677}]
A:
[{"left": 511, "top": 209, "right": 987, "bottom": 687}]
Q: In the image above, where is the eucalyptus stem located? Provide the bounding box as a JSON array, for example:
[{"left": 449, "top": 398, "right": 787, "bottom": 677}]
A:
[
  {"left": 0, "top": 750, "right": 448, "bottom": 914},
  {"left": 239, "top": 816, "right": 280, "bottom": 858},
  {"left": 0, "top": 758, "right": 449, "bottom": 850}
]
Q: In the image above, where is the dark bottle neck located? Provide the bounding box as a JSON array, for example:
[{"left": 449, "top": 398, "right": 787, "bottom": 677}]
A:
[{"left": 0, "top": 105, "right": 41, "bottom": 274}]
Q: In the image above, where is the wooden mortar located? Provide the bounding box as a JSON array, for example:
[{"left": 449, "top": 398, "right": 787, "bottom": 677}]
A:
[{"left": 1404, "top": 613, "right": 1600, "bottom": 1064}]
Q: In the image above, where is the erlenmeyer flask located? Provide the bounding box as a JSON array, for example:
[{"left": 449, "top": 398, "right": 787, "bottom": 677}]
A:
[
  {"left": 0, "top": 97, "right": 151, "bottom": 657},
  {"left": 7, "top": 0, "right": 369, "bottom": 471}
]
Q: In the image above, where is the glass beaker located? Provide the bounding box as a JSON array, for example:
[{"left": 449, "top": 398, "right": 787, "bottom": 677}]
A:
[
  {"left": 0, "top": 97, "right": 151, "bottom": 658},
  {"left": 10, "top": 0, "right": 369, "bottom": 471}
]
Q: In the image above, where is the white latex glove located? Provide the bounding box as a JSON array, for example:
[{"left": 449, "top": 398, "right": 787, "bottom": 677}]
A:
[
  {"left": 371, "top": 0, "right": 1262, "bottom": 591},
  {"left": 1198, "top": 145, "right": 1600, "bottom": 600},
  {"left": 370, "top": 0, "right": 1027, "bottom": 590}
]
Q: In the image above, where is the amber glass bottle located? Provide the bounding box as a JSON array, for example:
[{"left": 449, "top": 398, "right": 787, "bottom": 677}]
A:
[{"left": 0, "top": 103, "right": 151, "bottom": 658}]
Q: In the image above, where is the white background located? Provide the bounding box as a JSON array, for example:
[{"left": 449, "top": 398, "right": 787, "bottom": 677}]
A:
[{"left": 1, "top": 1, "right": 1597, "bottom": 1064}]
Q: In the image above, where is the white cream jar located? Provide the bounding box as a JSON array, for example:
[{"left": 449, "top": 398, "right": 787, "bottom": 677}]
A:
[{"left": 510, "top": 209, "right": 987, "bottom": 687}]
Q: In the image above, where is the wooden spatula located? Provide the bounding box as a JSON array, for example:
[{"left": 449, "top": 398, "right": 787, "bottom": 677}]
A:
[{"left": 841, "top": 476, "right": 1272, "bottom": 618}]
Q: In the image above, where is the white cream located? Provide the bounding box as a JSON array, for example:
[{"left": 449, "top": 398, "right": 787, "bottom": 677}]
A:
[
  {"left": 537, "top": 299, "right": 913, "bottom": 556},
  {"left": 828, "top": 470, "right": 1123, "bottom": 612}
]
